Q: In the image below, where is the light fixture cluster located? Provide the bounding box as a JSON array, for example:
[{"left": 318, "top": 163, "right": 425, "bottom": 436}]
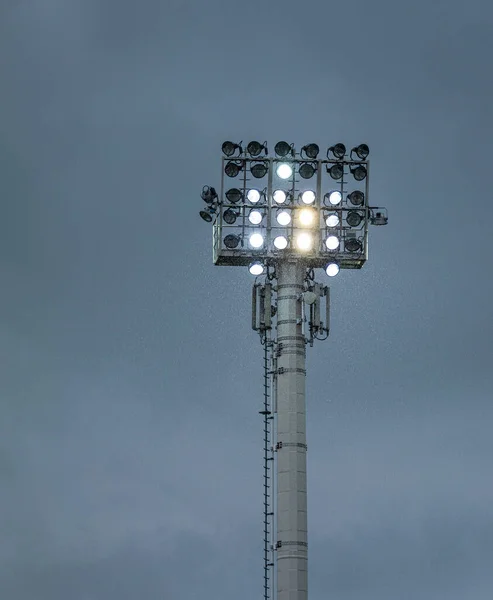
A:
[{"left": 200, "top": 140, "right": 387, "bottom": 275}]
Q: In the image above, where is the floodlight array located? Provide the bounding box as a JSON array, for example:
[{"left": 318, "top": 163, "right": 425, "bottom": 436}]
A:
[{"left": 201, "top": 141, "right": 377, "bottom": 275}]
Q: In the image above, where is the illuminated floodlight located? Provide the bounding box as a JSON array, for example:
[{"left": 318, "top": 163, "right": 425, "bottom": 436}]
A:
[
  {"left": 251, "top": 162, "right": 268, "bottom": 178},
  {"left": 348, "top": 190, "right": 364, "bottom": 206},
  {"left": 302, "top": 143, "right": 319, "bottom": 159},
  {"left": 351, "top": 143, "right": 369, "bottom": 160},
  {"left": 224, "top": 234, "right": 240, "bottom": 249},
  {"left": 225, "top": 161, "right": 242, "bottom": 178},
  {"left": 249, "top": 232, "right": 264, "bottom": 248},
  {"left": 326, "top": 191, "right": 342, "bottom": 205},
  {"left": 325, "top": 235, "right": 339, "bottom": 250},
  {"left": 345, "top": 238, "right": 363, "bottom": 252},
  {"left": 247, "top": 189, "right": 261, "bottom": 203},
  {"left": 299, "top": 163, "right": 316, "bottom": 179},
  {"left": 277, "top": 210, "right": 291, "bottom": 226},
  {"left": 249, "top": 261, "right": 264, "bottom": 275},
  {"left": 200, "top": 210, "right": 213, "bottom": 222},
  {"left": 301, "top": 190, "right": 316, "bottom": 205},
  {"left": 325, "top": 213, "right": 339, "bottom": 227},
  {"left": 247, "top": 141, "right": 266, "bottom": 157},
  {"left": 201, "top": 185, "right": 218, "bottom": 204},
  {"left": 346, "top": 211, "right": 362, "bottom": 227},
  {"left": 328, "top": 163, "right": 344, "bottom": 180},
  {"left": 276, "top": 163, "right": 293, "bottom": 179},
  {"left": 325, "top": 262, "right": 340, "bottom": 277},
  {"left": 274, "top": 141, "right": 292, "bottom": 157},
  {"left": 274, "top": 235, "right": 288, "bottom": 249},
  {"left": 328, "top": 143, "right": 346, "bottom": 159},
  {"left": 273, "top": 190, "right": 287, "bottom": 204},
  {"left": 248, "top": 209, "right": 263, "bottom": 225},
  {"left": 299, "top": 208, "right": 316, "bottom": 227},
  {"left": 223, "top": 208, "right": 238, "bottom": 225},
  {"left": 351, "top": 165, "right": 367, "bottom": 181},
  {"left": 295, "top": 232, "right": 313, "bottom": 251},
  {"left": 225, "top": 188, "right": 243, "bottom": 204},
  {"left": 222, "top": 141, "right": 241, "bottom": 157}
]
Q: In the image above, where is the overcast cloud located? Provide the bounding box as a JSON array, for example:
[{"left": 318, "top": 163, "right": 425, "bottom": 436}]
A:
[{"left": 1, "top": 1, "right": 493, "bottom": 598}]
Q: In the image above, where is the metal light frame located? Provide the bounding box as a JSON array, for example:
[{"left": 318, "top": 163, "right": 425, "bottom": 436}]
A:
[{"left": 213, "top": 155, "right": 370, "bottom": 270}]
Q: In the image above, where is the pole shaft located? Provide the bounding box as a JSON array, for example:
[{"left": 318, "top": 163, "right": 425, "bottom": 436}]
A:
[{"left": 276, "top": 260, "right": 308, "bottom": 600}]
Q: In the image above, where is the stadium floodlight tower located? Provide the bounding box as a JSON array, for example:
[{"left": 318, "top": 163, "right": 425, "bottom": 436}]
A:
[{"left": 199, "top": 140, "right": 388, "bottom": 600}]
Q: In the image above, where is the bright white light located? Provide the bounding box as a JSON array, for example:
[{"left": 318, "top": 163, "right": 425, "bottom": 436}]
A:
[
  {"left": 325, "top": 235, "right": 339, "bottom": 250},
  {"left": 326, "top": 213, "right": 339, "bottom": 227},
  {"left": 249, "top": 210, "right": 262, "bottom": 225},
  {"left": 249, "top": 232, "right": 264, "bottom": 248},
  {"left": 247, "top": 189, "right": 261, "bottom": 203},
  {"left": 326, "top": 263, "right": 340, "bottom": 277},
  {"left": 296, "top": 232, "right": 313, "bottom": 251},
  {"left": 328, "top": 191, "right": 342, "bottom": 205},
  {"left": 299, "top": 208, "right": 316, "bottom": 227},
  {"left": 249, "top": 262, "right": 264, "bottom": 275},
  {"left": 276, "top": 163, "right": 293, "bottom": 179},
  {"left": 301, "top": 190, "right": 316, "bottom": 205},
  {"left": 276, "top": 211, "right": 291, "bottom": 226},
  {"left": 274, "top": 235, "right": 288, "bottom": 249},
  {"left": 273, "top": 190, "right": 287, "bottom": 204}
]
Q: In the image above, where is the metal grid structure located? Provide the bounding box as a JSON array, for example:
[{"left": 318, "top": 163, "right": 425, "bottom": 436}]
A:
[{"left": 199, "top": 140, "right": 388, "bottom": 600}]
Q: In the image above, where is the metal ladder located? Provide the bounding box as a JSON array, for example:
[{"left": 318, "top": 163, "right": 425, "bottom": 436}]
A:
[{"left": 259, "top": 332, "right": 275, "bottom": 600}]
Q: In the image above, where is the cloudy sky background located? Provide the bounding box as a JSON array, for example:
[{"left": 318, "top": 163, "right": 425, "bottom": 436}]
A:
[{"left": 1, "top": 1, "right": 493, "bottom": 598}]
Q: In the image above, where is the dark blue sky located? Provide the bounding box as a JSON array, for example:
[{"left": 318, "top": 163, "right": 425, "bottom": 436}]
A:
[{"left": 1, "top": 1, "right": 493, "bottom": 598}]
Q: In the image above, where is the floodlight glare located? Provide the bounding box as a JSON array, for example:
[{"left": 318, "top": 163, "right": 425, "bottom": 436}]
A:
[
  {"left": 247, "top": 189, "right": 261, "bottom": 203},
  {"left": 249, "top": 261, "right": 264, "bottom": 275},
  {"left": 299, "top": 163, "right": 316, "bottom": 179},
  {"left": 352, "top": 143, "right": 370, "bottom": 160},
  {"left": 351, "top": 165, "right": 367, "bottom": 181},
  {"left": 302, "top": 143, "right": 319, "bottom": 159},
  {"left": 251, "top": 162, "right": 268, "bottom": 178},
  {"left": 200, "top": 210, "right": 213, "bottom": 222},
  {"left": 201, "top": 185, "right": 218, "bottom": 204},
  {"left": 225, "top": 161, "right": 242, "bottom": 178},
  {"left": 249, "top": 232, "right": 264, "bottom": 248},
  {"left": 247, "top": 141, "right": 264, "bottom": 157},
  {"left": 346, "top": 211, "right": 362, "bottom": 227},
  {"left": 345, "top": 238, "right": 363, "bottom": 252},
  {"left": 277, "top": 163, "right": 293, "bottom": 179},
  {"left": 274, "top": 235, "right": 288, "bottom": 249},
  {"left": 299, "top": 208, "right": 316, "bottom": 227},
  {"left": 222, "top": 141, "right": 241, "bottom": 157},
  {"left": 225, "top": 188, "right": 243, "bottom": 204},
  {"left": 326, "top": 191, "right": 342, "bottom": 205},
  {"left": 273, "top": 190, "right": 287, "bottom": 204},
  {"left": 301, "top": 190, "right": 316, "bottom": 205},
  {"left": 348, "top": 190, "right": 364, "bottom": 206},
  {"left": 328, "top": 143, "right": 346, "bottom": 159},
  {"left": 325, "top": 262, "right": 340, "bottom": 277},
  {"left": 328, "top": 163, "right": 344, "bottom": 180},
  {"left": 274, "top": 141, "right": 292, "bottom": 157},
  {"left": 249, "top": 209, "right": 263, "bottom": 225},
  {"left": 223, "top": 208, "right": 238, "bottom": 225},
  {"left": 325, "top": 235, "right": 339, "bottom": 250},
  {"left": 296, "top": 232, "right": 313, "bottom": 251},
  {"left": 326, "top": 213, "right": 339, "bottom": 227},
  {"left": 277, "top": 210, "right": 291, "bottom": 226},
  {"left": 224, "top": 234, "right": 240, "bottom": 249}
]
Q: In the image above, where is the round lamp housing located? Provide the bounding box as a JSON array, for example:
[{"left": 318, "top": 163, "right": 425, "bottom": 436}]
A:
[
  {"left": 276, "top": 163, "right": 293, "bottom": 179},
  {"left": 274, "top": 141, "right": 292, "bottom": 157},
  {"left": 224, "top": 234, "right": 240, "bottom": 249}
]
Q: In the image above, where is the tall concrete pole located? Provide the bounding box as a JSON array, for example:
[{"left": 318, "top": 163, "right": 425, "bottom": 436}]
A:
[{"left": 276, "top": 259, "right": 308, "bottom": 600}]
